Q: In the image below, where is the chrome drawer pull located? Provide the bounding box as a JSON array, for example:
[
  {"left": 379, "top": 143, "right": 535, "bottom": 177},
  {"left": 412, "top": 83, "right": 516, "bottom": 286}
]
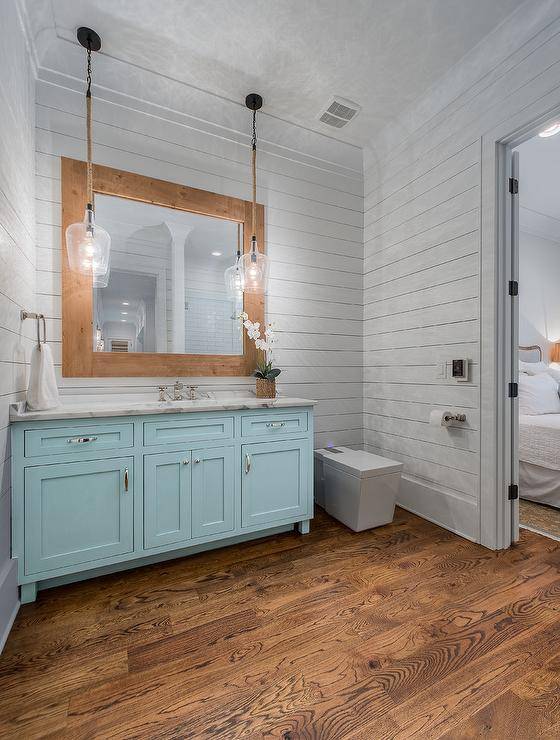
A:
[
  {"left": 245, "top": 453, "right": 251, "bottom": 474},
  {"left": 124, "top": 468, "right": 129, "bottom": 492},
  {"left": 266, "top": 422, "right": 286, "bottom": 428},
  {"left": 67, "top": 436, "right": 98, "bottom": 444}
]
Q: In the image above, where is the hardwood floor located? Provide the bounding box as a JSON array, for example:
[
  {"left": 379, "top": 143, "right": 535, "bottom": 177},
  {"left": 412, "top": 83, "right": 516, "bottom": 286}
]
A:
[{"left": 1, "top": 507, "right": 559, "bottom": 739}]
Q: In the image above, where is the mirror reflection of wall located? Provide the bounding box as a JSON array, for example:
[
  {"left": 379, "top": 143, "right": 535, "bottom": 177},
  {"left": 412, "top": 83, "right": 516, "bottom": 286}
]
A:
[{"left": 92, "top": 194, "right": 243, "bottom": 355}]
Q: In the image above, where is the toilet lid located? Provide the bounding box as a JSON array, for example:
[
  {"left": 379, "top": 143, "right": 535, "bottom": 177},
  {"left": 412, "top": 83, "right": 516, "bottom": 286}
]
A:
[{"left": 314, "top": 446, "right": 403, "bottom": 479}]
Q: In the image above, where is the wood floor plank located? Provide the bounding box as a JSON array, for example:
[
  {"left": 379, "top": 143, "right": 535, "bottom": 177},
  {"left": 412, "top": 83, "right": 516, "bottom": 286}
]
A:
[{"left": 1, "top": 507, "right": 559, "bottom": 739}]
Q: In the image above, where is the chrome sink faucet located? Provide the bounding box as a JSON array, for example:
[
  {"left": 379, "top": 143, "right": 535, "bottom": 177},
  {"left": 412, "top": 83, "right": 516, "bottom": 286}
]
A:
[
  {"left": 188, "top": 385, "right": 198, "bottom": 400},
  {"left": 173, "top": 381, "right": 184, "bottom": 401}
]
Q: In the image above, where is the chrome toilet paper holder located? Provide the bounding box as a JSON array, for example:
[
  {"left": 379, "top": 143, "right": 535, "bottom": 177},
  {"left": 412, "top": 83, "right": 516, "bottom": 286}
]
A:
[{"left": 442, "top": 412, "right": 466, "bottom": 423}]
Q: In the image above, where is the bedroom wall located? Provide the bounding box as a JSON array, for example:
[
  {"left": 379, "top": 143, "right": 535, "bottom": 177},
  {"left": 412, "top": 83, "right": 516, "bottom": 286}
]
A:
[
  {"left": 363, "top": 1, "right": 560, "bottom": 541},
  {"left": 34, "top": 77, "right": 364, "bottom": 450},
  {"left": 519, "top": 229, "right": 560, "bottom": 360},
  {"left": 0, "top": 1, "right": 35, "bottom": 650}
]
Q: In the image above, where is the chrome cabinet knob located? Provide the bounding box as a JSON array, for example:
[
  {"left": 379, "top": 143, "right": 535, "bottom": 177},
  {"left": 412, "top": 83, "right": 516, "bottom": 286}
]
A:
[
  {"left": 194, "top": 458, "right": 201, "bottom": 464},
  {"left": 182, "top": 459, "right": 190, "bottom": 465}
]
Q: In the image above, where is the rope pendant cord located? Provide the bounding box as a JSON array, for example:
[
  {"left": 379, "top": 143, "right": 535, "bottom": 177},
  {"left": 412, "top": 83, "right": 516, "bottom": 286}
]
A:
[
  {"left": 85, "top": 44, "right": 93, "bottom": 207},
  {"left": 251, "top": 108, "right": 257, "bottom": 247}
]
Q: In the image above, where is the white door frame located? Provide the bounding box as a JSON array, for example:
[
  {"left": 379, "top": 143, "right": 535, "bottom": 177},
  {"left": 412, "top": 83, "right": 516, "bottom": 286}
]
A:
[{"left": 481, "top": 99, "right": 560, "bottom": 550}]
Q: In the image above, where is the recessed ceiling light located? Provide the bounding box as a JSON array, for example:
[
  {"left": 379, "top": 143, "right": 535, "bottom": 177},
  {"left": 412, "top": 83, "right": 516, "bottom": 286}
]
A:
[
  {"left": 121, "top": 311, "right": 128, "bottom": 315},
  {"left": 120, "top": 319, "right": 126, "bottom": 322},
  {"left": 538, "top": 122, "right": 560, "bottom": 138},
  {"left": 211, "top": 251, "right": 222, "bottom": 257},
  {"left": 122, "top": 301, "right": 129, "bottom": 306}
]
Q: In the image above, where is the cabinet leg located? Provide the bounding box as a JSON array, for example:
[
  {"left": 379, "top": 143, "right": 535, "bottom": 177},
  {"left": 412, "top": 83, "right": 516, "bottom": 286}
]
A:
[
  {"left": 298, "top": 519, "right": 310, "bottom": 535},
  {"left": 20, "top": 582, "right": 37, "bottom": 604}
]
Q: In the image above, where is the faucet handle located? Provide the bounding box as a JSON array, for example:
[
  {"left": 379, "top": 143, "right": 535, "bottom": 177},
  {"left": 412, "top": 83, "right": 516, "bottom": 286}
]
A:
[
  {"left": 174, "top": 380, "right": 184, "bottom": 389},
  {"left": 157, "top": 385, "right": 168, "bottom": 401}
]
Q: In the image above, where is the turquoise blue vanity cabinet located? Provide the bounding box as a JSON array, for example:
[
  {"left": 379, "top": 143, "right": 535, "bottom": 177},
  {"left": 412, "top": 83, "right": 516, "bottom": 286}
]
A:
[{"left": 11, "top": 402, "right": 314, "bottom": 602}]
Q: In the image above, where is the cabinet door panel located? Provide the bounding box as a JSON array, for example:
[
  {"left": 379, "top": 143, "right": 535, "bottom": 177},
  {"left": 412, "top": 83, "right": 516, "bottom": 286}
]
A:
[
  {"left": 242, "top": 440, "right": 310, "bottom": 527},
  {"left": 144, "top": 451, "right": 191, "bottom": 549},
  {"left": 25, "top": 457, "right": 133, "bottom": 575},
  {"left": 192, "top": 447, "right": 235, "bottom": 538}
]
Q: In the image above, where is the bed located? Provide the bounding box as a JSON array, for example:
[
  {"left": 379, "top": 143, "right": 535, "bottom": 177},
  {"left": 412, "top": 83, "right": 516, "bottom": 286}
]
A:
[{"left": 519, "top": 344, "right": 560, "bottom": 508}]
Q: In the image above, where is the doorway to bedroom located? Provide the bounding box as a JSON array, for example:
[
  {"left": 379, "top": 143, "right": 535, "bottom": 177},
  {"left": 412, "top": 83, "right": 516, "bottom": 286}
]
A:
[{"left": 515, "top": 123, "right": 560, "bottom": 541}]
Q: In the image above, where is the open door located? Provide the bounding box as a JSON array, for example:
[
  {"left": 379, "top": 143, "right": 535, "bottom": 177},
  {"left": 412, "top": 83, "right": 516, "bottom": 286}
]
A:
[{"left": 509, "top": 150, "right": 520, "bottom": 543}]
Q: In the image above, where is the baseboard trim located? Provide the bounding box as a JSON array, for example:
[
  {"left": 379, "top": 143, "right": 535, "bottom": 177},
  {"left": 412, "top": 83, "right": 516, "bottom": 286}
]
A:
[
  {"left": 0, "top": 560, "right": 19, "bottom": 654},
  {"left": 397, "top": 476, "right": 479, "bottom": 544}
]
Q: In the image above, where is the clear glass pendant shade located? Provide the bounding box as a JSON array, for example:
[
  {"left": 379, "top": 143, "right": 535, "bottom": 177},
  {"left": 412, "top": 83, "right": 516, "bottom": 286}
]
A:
[
  {"left": 240, "top": 237, "right": 269, "bottom": 294},
  {"left": 66, "top": 205, "right": 111, "bottom": 280},
  {"left": 224, "top": 256, "right": 245, "bottom": 299}
]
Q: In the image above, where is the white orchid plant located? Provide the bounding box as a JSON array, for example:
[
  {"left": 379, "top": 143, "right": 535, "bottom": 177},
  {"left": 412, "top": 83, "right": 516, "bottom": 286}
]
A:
[{"left": 239, "top": 312, "right": 281, "bottom": 382}]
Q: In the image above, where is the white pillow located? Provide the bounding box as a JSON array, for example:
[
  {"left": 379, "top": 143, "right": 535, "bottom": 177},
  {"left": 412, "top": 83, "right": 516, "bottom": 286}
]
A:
[
  {"left": 519, "top": 360, "right": 549, "bottom": 375},
  {"left": 547, "top": 365, "right": 560, "bottom": 383},
  {"left": 519, "top": 372, "right": 560, "bottom": 415}
]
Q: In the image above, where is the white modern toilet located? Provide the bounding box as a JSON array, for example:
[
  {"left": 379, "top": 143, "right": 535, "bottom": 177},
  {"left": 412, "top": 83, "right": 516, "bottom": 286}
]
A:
[{"left": 314, "top": 446, "right": 403, "bottom": 531}]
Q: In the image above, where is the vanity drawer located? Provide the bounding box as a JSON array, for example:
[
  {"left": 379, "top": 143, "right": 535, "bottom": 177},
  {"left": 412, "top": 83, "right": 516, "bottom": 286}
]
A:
[
  {"left": 143, "top": 416, "right": 234, "bottom": 447},
  {"left": 24, "top": 423, "right": 134, "bottom": 458},
  {"left": 241, "top": 411, "right": 308, "bottom": 439}
]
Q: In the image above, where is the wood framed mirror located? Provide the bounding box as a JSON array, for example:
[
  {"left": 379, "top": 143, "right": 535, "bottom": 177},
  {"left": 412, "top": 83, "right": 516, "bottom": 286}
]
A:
[{"left": 61, "top": 158, "right": 264, "bottom": 377}]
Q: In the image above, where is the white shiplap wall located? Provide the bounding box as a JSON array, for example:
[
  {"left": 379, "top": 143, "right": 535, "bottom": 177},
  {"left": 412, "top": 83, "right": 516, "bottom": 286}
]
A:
[
  {"left": 363, "top": 1, "right": 560, "bottom": 541},
  {"left": 0, "top": 1, "right": 35, "bottom": 648},
  {"left": 34, "top": 80, "right": 364, "bottom": 449}
]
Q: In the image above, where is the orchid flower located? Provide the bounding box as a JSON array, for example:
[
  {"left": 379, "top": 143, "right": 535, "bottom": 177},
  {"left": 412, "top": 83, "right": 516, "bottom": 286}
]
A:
[{"left": 238, "top": 312, "right": 281, "bottom": 382}]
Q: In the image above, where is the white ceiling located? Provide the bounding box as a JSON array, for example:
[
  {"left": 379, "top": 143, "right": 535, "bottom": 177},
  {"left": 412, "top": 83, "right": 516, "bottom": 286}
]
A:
[{"left": 24, "top": 0, "right": 528, "bottom": 146}]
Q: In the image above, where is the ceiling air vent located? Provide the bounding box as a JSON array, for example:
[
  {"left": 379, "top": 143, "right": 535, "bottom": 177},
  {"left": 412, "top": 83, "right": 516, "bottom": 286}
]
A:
[{"left": 318, "top": 96, "right": 361, "bottom": 129}]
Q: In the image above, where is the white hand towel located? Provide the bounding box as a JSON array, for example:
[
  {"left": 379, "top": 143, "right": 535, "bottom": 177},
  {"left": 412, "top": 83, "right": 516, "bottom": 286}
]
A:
[{"left": 26, "top": 344, "right": 60, "bottom": 411}]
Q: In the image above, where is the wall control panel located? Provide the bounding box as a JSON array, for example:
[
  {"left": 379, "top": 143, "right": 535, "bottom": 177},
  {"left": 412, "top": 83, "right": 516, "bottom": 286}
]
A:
[
  {"left": 436, "top": 359, "right": 470, "bottom": 381},
  {"left": 451, "top": 358, "right": 469, "bottom": 381}
]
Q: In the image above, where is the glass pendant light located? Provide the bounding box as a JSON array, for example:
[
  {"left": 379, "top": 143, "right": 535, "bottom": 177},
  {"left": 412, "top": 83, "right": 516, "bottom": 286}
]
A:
[
  {"left": 224, "top": 223, "right": 245, "bottom": 299},
  {"left": 65, "top": 27, "right": 111, "bottom": 284},
  {"left": 239, "top": 93, "right": 269, "bottom": 294}
]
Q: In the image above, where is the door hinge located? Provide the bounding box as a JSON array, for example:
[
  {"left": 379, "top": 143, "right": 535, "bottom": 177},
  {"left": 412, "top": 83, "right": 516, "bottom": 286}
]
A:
[
  {"left": 508, "top": 280, "right": 518, "bottom": 296},
  {"left": 508, "top": 484, "right": 519, "bottom": 501},
  {"left": 509, "top": 177, "right": 519, "bottom": 194},
  {"left": 508, "top": 382, "right": 518, "bottom": 398}
]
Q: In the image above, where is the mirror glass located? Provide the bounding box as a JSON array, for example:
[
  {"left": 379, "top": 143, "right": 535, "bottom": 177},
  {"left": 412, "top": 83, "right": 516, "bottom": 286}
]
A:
[{"left": 92, "top": 194, "right": 243, "bottom": 355}]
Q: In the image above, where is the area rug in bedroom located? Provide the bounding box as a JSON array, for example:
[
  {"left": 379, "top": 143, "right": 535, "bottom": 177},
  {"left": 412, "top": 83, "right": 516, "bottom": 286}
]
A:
[{"left": 520, "top": 499, "right": 560, "bottom": 539}]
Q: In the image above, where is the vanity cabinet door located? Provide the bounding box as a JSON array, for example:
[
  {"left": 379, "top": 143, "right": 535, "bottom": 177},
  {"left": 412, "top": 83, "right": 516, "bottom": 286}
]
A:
[
  {"left": 191, "top": 446, "right": 235, "bottom": 538},
  {"left": 241, "top": 439, "right": 310, "bottom": 527},
  {"left": 24, "top": 457, "right": 134, "bottom": 575},
  {"left": 144, "top": 451, "right": 192, "bottom": 549}
]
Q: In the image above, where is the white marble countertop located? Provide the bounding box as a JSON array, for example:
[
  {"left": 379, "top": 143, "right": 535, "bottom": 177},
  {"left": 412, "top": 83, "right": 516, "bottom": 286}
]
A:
[{"left": 10, "top": 397, "right": 316, "bottom": 422}]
